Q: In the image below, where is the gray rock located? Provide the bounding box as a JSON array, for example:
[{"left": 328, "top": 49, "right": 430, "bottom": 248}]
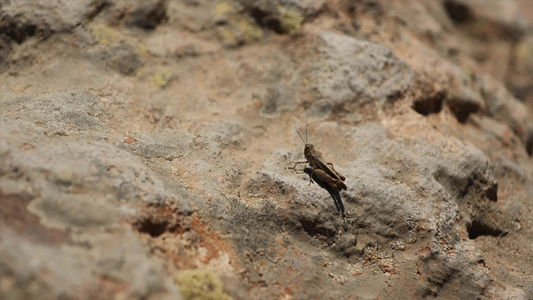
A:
[
  {"left": 258, "top": 85, "right": 298, "bottom": 118},
  {"left": 0, "top": 92, "right": 187, "bottom": 299},
  {"left": 87, "top": 43, "right": 144, "bottom": 76},
  {"left": 1, "top": 1, "right": 532, "bottom": 299},
  {"left": 0, "top": 0, "right": 100, "bottom": 43},
  {"left": 444, "top": 0, "right": 530, "bottom": 40},
  {"left": 478, "top": 75, "right": 533, "bottom": 155},
  {"left": 122, "top": 129, "right": 193, "bottom": 161},
  {"left": 311, "top": 31, "right": 413, "bottom": 110}
]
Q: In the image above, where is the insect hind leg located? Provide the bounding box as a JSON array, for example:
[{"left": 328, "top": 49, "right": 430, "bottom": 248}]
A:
[{"left": 326, "top": 162, "right": 346, "bottom": 181}]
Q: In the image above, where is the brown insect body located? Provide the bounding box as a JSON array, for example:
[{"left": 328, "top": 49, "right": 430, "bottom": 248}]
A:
[
  {"left": 304, "top": 167, "right": 346, "bottom": 220},
  {"left": 310, "top": 167, "right": 346, "bottom": 192},
  {"left": 290, "top": 127, "right": 347, "bottom": 191},
  {"left": 304, "top": 144, "right": 346, "bottom": 185}
]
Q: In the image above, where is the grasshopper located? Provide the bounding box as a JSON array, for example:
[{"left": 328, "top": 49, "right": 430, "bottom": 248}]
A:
[
  {"left": 308, "top": 167, "right": 346, "bottom": 192},
  {"left": 304, "top": 167, "right": 346, "bottom": 220},
  {"left": 289, "top": 126, "right": 347, "bottom": 191}
]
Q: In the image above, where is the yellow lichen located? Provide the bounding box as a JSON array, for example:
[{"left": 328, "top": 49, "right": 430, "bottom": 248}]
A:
[
  {"left": 215, "top": 1, "right": 233, "bottom": 18},
  {"left": 151, "top": 71, "right": 172, "bottom": 90},
  {"left": 238, "top": 19, "right": 263, "bottom": 42},
  {"left": 136, "top": 43, "right": 150, "bottom": 59},
  {"left": 90, "top": 23, "right": 122, "bottom": 46},
  {"left": 220, "top": 28, "right": 237, "bottom": 46},
  {"left": 515, "top": 41, "right": 531, "bottom": 64},
  {"left": 277, "top": 6, "right": 303, "bottom": 35},
  {"left": 176, "top": 270, "right": 232, "bottom": 300}
]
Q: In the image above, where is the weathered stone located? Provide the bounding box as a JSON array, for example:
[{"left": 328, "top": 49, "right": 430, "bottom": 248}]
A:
[
  {"left": 312, "top": 31, "right": 414, "bottom": 108},
  {"left": 0, "top": 0, "right": 532, "bottom": 299}
]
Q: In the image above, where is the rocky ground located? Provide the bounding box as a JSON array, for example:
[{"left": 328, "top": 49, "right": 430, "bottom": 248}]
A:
[{"left": 1, "top": 0, "right": 532, "bottom": 299}]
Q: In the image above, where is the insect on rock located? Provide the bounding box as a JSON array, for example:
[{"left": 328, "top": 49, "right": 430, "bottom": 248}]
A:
[
  {"left": 289, "top": 126, "right": 347, "bottom": 192},
  {"left": 304, "top": 167, "right": 346, "bottom": 220}
]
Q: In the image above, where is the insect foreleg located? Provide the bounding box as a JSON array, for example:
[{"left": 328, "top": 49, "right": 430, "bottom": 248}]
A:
[{"left": 288, "top": 161, "right": 308, "bottom": 170}]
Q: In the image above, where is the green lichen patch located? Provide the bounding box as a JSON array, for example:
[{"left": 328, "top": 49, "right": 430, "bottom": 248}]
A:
[
  {"left": 150, "top": 71, "right": 173, "bottom": 90},
  {"left": 277, "top": 6, "right": 304, "bottom": 35},
  {"left": 176, "top": 270, "right": 232, "bottom": 300},
  {"left": 90, "top": 23, "right": 123, "bottom": 46}
]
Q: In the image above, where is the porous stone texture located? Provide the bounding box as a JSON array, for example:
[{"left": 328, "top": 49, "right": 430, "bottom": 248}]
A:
[{"left": 1, "top": 0, "right": 532, "bottom": 299}]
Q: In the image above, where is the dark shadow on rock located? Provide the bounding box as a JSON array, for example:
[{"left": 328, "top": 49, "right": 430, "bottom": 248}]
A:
[
  {"left": 467, "top": 218, "right": 506, "bottom": 240},
  {"left": 127, "top": 0, "right": 168, "bottom": 29},
  {"left": 447, "top": 97, "right": 481, "bottom": 123},
  {"left": 412, "top": 91, "right": 446, "bottom": 116},
  {"left": 444, "top": 0, "right": 473, "bottom": 24}
]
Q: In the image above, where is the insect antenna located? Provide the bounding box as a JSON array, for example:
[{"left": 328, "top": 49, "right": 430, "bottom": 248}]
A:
[
  {"left": 296, "top": 129, "right": 306, "bottom": 145},
  {"left": 305, "top": 125, "right": 308, "bottom": 144}
]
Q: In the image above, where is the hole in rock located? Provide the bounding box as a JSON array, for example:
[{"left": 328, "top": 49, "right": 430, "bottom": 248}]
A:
[
  {"left": 448, "top": 100, "right": 479, "bottom": 123},
  {"left": 444, "top": 0, "right": 473, "bottom": 24},
  {"left": 467, "top": 219, "right": 504, "bottom": 239},
  {"left": 412, "top": 92, "right": 445, "bottom": 115},
  {"left": 300, "top": 218, "right": 336, "bottom": 238},
  {"left": 485, "top": 182, "right": 498, "bottom": 202},
  {"left": 135, "top": 218, "right": 168, "bottom": 237}
]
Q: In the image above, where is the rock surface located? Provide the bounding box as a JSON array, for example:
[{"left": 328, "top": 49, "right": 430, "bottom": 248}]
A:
[{"left": 1, "top": 0, "right": 532, "bottom": 299}]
